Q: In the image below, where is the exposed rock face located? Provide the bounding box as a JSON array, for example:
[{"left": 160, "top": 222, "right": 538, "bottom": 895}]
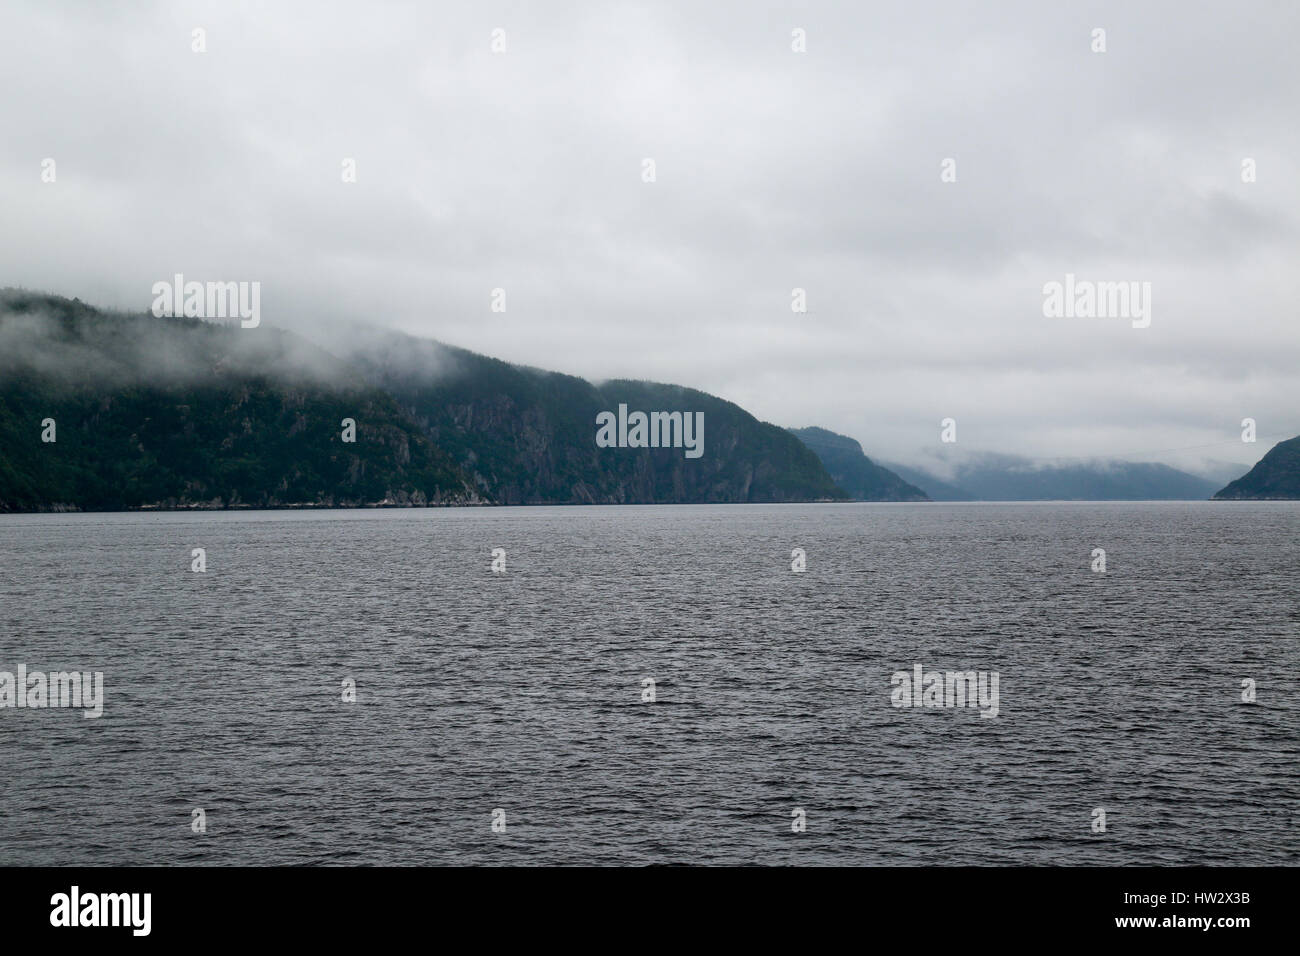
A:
[
  {"left": 351, "top": 336, "right": 846, "bottom": 505},
  {"left": 0, "top": 292, "right": 480, "bottom": 511},
  {"left": 788, "top": 427, "right": 929, "bottom": 501},
  {"left": 0, "top": 292, "right": 845, "bottom": 511}
]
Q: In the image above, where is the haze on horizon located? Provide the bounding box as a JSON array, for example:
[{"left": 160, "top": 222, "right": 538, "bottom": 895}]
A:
[{"left": 1, "top": 0, "right": 1296, "bottom": 476}]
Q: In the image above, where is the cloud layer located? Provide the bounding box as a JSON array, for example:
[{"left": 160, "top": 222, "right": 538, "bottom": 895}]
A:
[{"left": 1, "top": 0, "right": 1296, "bottom": 471}]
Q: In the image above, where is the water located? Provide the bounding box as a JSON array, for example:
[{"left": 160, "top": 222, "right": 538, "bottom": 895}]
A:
[{"left": 0, "top": 502, "right": 1296, "bottom": 865}]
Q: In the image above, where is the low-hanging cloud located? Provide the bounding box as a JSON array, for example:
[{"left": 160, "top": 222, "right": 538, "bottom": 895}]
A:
[{"left": 0, "top": 0, "right": 1296, "bottom": 474}]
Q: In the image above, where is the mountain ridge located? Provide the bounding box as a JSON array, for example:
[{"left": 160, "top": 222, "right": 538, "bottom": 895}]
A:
[
  {"left": 4, "top": 290, "right": 1285, "bottom": 512},
  {"left": 341, "top": 327, "right": 845, "bottom": 505},
  {"left": 1214, "top": 436, "right": 1300, "bottom": 499},
  {"left": 881, "top": 453, "right": 1223, "bottom": 501},
  {"left": 787, "top": 426, "right": 928, "bottom": 501},
  {"left": 0, "top": 291, "right": 844, "bottom": 511}
]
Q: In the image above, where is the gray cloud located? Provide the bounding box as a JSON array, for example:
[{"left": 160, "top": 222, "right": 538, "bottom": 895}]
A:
[{"left": 1, "top": 0, "right": 1296, "bottom": 473}]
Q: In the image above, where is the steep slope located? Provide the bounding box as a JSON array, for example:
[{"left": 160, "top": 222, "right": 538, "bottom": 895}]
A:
[
  {"left": 1214, "top": 436, "right": 1300, "bottom": 499},
  {"left": 788, "top": 427, "right": 928, "bottom": 501},
  {"left": 0, "top": 292, "right": 480, "bottom": 510},
  {"left": 1193, "top": 459, "right": 1257, "bottom": 488},
  {"left": 0, "top": 292, "right": 848, "bottom": 510},
  {"left": 879, "top": 461, "right": 976, "bottom": 501},
  {"left": 345, "top": 330, "right": 846, "bottom": 504}
]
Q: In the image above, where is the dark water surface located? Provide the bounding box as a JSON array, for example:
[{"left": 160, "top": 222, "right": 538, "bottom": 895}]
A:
[{"left": 1, "top": 502, "right": 1296, "bottom": 865}]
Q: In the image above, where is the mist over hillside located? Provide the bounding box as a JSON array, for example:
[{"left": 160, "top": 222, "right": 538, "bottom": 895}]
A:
[
  {"left": 879, "top": 451, "right": 1222, "bottom": 500},
  {"left": 339, "top": 327, "right": 844, "bottom": 504},
  {"left": 787, "top": 427, "right": 927, "bottom": 501},
  {"left": 0, "top": 291, "right": 479, "bottom": 510},
  {"left": 0, "top": 292, "right": 844, "bottom": 510},
  {"left": 5, "top": 291, "right": 1290, "bottom": 511}
]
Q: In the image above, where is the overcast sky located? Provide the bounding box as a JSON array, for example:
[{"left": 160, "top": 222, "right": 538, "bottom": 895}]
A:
[{"left": 1, "top": 0, "right": 1296, "bottom": 472}]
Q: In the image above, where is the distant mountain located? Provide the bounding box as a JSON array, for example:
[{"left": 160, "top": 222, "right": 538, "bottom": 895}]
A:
[
  {"left": 879, "top": 460, "right": 976, "bottom": 501},
  {"left": 344, "top": 330, "right": 845, "bottom": 505},
  {"left": 1192, "top": 459, "right": 1255, "bottom": 488},
  {"left": 880, "top": 453, "right": 1219, "bottom": 501},
  {"left": 788, "top": 427, "right": 927, "bottom": 501},
  {"left": 1214, "top": 436, "right": 1300, "bottom": 499},
  {"left": 0, "top": 291, "right": 846, "bottom": 511}
]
